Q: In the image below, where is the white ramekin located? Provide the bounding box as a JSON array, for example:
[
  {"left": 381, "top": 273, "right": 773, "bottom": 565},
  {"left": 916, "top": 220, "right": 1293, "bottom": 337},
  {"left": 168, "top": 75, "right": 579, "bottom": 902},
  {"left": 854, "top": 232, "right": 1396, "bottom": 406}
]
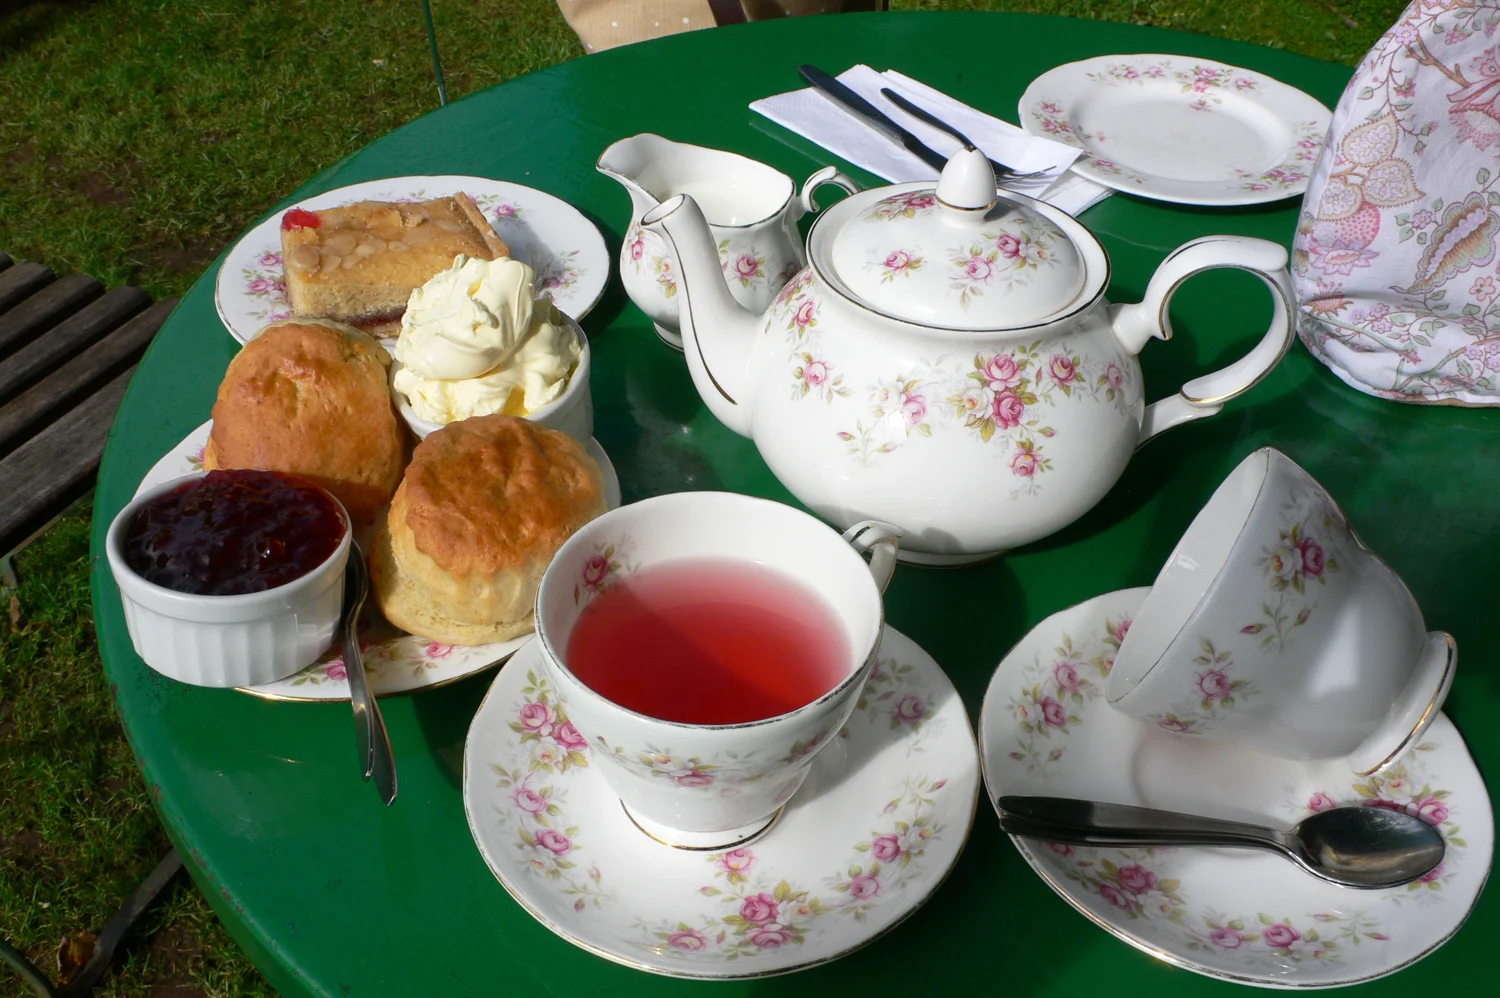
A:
[
  {"left": 106, "top": 471, "right": 352, "bottom": 687},
  {"left": 390, "top": 315, "right": 594, "bottom": 443}
]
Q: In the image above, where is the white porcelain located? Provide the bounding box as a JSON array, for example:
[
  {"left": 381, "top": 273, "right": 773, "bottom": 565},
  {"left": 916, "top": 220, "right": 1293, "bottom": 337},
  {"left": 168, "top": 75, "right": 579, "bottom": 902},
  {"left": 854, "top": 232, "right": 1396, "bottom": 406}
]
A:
[
  {"left": 107, "top": 471, "right": 351, "bottom": 687},
  {"left": 1019, "top": 54, "right": 1332, "bottom": 206},
  {"left": 133, "top": 420, "right": 621, "bottom": 701},
  {"left": 534, "top": 492, "right": 899, "bottom": 846},
  {"left": 1110, "top": 449, "right": 1455, "bottom": 775},
  {"left": 391, "top": 314, "right": 594, "bottom": 444},
  {"left": 596, "top": 133, "right": 857, "bottom": 350},
  {"left": 980, "top": 588, "right": 1491, "bottom": 989},
  {"left": 641, "top": 149, "right": 1296, "bottom": 565},
  {"left": 215, "top": 175, "right": 609, "bottom": 345},
  {"left": 464, "top": 625, "right": 979, "bottom": 978}
]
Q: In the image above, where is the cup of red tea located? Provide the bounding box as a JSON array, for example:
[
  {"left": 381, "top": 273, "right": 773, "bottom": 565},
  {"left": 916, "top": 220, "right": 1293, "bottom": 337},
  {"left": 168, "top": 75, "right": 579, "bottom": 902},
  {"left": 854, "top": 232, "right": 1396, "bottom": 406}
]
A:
[{"left": 534, "top": 492, "right": 900, "bottom": 849}]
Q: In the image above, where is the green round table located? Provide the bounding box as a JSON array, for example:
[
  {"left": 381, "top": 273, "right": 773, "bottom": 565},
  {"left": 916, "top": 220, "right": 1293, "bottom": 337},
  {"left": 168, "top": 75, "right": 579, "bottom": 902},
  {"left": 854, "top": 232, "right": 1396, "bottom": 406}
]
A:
[{"left": 89, "top": 12, "right": 1495, "bottom": 996}]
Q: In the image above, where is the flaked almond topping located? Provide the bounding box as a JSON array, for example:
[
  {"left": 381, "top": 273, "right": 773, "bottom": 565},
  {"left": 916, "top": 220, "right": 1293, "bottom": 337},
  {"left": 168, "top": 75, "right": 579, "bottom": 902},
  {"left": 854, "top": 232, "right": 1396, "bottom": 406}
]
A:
[
  {"left": 320, "top": 253, "right": 342, "bottom": 272},
  {"left": 323, "top": 232, "right": 358, "bottom": 256},
  {"left": 287, "top": 244, "right": 321, "bottom": 271},
  {"left": 353, "top": 243, "right": 377, "bottom": 258},
  {"left": 388, "top": 241, "right": 407, "bottom": 252}
]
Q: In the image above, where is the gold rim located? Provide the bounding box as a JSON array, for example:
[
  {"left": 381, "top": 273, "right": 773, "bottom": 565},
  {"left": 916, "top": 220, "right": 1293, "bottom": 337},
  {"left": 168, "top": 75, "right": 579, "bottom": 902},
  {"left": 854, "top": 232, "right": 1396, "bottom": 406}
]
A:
[
  {"left": 1354, "top": 634, "right": 1456, "bottom": 778},
  {"left": 620, "top": 802, "right": 784, "bottom": 851}
]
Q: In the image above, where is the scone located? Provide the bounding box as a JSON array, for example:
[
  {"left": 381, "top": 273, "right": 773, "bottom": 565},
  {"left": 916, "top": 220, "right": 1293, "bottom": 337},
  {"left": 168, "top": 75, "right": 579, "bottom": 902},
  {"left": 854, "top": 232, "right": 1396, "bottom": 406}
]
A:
[
  {"left": 280, "top": 193, "right": 509, "bottom": 334},
  {"left": 369, "top": 415, "right": 605, "bottom": 645},
  {"left": 205, "top": 319, "right": 405, "bottom": 525}
]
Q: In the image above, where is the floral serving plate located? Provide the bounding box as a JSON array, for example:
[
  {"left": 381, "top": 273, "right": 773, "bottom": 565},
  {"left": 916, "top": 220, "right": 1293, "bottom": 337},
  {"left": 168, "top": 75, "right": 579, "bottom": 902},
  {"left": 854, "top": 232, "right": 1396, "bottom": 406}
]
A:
[
  {"left": 463, "top": 626, "right": 979, "bottom": 978},
  {"left": 979, "top": 588, "right": 1492, "bottom": 989},
  {"left": 133, "top": 420, "right": 621, "bottom": 702},
  {"left": 214, "top": 175, "right": 609, "bottom": 344},
  {"left": 1019, "top": 55, "right": 1332, "bottom": 206}
]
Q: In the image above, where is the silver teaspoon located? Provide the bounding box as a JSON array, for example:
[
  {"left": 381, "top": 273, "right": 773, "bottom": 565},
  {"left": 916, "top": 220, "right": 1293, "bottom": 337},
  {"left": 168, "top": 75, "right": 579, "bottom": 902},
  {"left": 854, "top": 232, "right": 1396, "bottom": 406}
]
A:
[
  {"left": 342, "top": 541, "right": 397, "bottom": 805},
  {"left": 997, "top": 795, "right": 1444, "bottom": 889}
]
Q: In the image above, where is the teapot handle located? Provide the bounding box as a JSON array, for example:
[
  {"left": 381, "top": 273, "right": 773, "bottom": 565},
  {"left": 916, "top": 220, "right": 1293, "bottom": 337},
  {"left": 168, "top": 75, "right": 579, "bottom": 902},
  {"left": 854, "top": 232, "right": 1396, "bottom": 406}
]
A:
[
  {"left": 1108, "top": 236, "right": 1295, "bottom": 447},
  {"left": 792, "top": 167, "right": 861, "bottom": 219}
]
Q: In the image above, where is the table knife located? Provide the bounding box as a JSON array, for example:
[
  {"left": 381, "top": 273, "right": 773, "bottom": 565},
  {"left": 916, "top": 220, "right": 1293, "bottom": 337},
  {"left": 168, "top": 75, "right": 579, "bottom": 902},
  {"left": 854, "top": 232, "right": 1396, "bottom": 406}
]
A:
[{"left": 797, "top": 64, "right": 949, "bottom": 173}]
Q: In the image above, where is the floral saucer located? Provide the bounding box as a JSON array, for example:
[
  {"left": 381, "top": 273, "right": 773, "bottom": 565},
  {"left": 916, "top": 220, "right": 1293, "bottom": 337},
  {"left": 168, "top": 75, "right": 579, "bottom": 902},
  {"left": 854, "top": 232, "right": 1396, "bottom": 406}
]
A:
[
  {"left": 463, "top": 626, "right": 979, "bottom": 978},
  {"left": 214, "top": 175, "right": 609, "bottom": 344},
  {"left": 1019, "top": 55, "right": 1331, "bottom": 206},
  {"left": 979, "top": 588, "right": 1492, "bottom": 988},
  {"left": 133, "top": 420, "right": 621, "bottom": 702}
]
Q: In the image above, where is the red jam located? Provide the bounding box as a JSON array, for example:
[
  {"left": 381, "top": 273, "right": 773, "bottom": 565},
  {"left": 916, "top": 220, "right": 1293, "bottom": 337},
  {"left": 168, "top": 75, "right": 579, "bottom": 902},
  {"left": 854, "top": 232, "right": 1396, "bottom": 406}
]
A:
[
  {"left": 125, "top": 470, "right": 345, "bottom": 596},
  {"left": 281, "top": 207, "right": 322, "bottom": 231}
]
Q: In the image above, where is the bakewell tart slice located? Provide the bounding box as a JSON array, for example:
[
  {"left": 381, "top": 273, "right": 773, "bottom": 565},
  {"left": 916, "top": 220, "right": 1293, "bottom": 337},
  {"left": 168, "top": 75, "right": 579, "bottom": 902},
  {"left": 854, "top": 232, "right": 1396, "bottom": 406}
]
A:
[{"left": 280, "top": 193, "right": 509, "bottom": 334}]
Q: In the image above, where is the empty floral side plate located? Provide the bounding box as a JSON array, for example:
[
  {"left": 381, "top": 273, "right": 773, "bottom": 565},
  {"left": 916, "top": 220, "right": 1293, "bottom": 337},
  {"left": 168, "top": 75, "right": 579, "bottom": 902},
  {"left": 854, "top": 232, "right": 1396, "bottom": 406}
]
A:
[
  {"left": 979, "top": 588, "right": 1492, "bottom": 989},
  {"left": 1019, "top": 56, "right": 1332, "bottom": 206},
  {"left": 463, "top": 626, "right": 980, "bottom": 978}
]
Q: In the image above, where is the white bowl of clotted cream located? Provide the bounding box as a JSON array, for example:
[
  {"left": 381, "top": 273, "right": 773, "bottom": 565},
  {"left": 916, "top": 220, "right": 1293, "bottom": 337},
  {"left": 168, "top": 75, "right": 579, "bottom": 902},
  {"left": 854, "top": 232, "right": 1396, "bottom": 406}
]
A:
[
  {"left": 393, "top": 319, "right": 592, "bottom": 442},
  {"left": 388, "top": 254, "right": 594, "bottom": 442}
]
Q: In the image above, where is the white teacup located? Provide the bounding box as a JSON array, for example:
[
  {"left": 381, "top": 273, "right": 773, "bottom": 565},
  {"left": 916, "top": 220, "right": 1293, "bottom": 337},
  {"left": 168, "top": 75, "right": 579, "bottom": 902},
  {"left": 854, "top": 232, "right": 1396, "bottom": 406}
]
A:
[
  {"left": 534, "top": 492, "right": 899, "bottom": 848},
  {"left": 1108, "top": 448, "right": 1454, "bottom": 775}
]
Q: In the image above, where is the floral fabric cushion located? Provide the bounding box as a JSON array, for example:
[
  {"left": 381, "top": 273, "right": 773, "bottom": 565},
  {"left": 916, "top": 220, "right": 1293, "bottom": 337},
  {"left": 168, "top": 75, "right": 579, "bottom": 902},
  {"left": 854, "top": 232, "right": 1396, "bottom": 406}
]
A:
[{"left": 1293, "top": 1, "right": 1500, "bottom": 404}]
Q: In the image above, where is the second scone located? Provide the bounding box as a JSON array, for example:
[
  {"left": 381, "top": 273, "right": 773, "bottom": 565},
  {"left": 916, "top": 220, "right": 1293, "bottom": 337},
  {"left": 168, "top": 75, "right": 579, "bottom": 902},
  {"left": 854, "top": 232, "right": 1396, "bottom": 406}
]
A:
[{"left": 370, "top": 414, "right": 606, "bottom": 645}]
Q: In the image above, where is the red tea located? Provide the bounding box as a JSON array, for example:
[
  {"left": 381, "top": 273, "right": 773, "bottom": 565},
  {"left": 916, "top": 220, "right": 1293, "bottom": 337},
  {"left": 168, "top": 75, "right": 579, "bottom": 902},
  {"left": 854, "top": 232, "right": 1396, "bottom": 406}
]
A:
[{"left": 565, "top": 558, "right": 850, "bottom": 725}]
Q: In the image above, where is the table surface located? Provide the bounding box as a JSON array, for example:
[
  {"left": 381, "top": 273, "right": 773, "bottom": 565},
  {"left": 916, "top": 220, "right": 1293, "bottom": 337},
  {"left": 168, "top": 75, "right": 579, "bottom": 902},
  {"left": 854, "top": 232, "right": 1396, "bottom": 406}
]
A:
[{"left": 88, "top": 11, "right": 1496, "bottom": 997}]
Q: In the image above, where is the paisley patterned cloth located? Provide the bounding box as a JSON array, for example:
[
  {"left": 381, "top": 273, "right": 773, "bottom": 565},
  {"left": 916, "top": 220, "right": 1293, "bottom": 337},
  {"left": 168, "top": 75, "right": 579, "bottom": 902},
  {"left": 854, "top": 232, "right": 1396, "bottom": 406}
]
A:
[{"left": 1293, "top": 1, "right": 1500, "bottom": 404}]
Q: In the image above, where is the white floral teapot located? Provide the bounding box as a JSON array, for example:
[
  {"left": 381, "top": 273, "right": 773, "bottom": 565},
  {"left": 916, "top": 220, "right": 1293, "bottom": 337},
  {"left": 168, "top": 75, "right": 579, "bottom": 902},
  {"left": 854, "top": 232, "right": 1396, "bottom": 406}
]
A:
[{"left": 642, "top": 148, "right": 1297, "bottom": 565}]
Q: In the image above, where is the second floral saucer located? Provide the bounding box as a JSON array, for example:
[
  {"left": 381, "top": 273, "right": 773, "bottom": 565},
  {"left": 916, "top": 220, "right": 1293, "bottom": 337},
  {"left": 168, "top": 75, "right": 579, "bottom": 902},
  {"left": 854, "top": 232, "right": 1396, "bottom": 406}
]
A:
[
  {"left": 463, "top": 626, "right": 979, "bottom": 978},
  {"left": 979, "top": 588, "right": 1492, "bottom": 988}
]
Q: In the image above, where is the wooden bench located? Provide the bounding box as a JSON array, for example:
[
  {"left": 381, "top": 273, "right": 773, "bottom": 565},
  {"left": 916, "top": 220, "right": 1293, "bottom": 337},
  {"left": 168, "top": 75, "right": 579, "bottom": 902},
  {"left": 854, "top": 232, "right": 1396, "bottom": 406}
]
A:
[
  {"left": 0, "top": 252, "right": 183, "bottom": 997},
  {"left": 0, "top": 252, "right": 177, "bottom": 574}
]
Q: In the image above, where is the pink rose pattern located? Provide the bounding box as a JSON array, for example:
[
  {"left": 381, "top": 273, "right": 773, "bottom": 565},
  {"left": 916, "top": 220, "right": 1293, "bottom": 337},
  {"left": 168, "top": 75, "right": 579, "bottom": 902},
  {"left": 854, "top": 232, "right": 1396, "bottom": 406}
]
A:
[
  {"left": 718, "top": 239, "right": 768, "bottom": 289},
  {"left": 1154, "top": 498, "right": 1344, "bottom": 733},
  {"left": 492, "top": 668, "right": 613, "bottom": 911},
  {"left": 572, "top": 538, "right": 635, "bottom": 608},
  {"left": 624, "top": 224, "right": 677, "bottom": 299},
  {"left": 870, "top": 247, "right": 924, "bottom": 285},
  {"left": 1292, "top": 5, "right": 1500, "bottom": 403},
  {"left": 1146, "top": 636, "right": 1259, "bottom": 736},
  {"left": 643, "top": 776, "right": 948, "bottom": 958},
  {"left": 862, "top": 190, "right": 938, "bottom": 222},
  {"left": 946, "top": 220, "right": 1062, "bottom": 310},
  {"left": 1008, "top": 613, "right": 1131, "bottom": 777},
  {"left": 854, "top": 654, "right": 937, "bottom": 737}
]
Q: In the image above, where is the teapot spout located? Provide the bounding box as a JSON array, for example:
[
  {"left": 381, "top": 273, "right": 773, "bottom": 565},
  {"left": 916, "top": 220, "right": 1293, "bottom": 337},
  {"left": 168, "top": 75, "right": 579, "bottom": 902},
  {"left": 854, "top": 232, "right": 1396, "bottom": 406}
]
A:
[{"left": 641, "top": 193, "right": 764, "bottom": 438}]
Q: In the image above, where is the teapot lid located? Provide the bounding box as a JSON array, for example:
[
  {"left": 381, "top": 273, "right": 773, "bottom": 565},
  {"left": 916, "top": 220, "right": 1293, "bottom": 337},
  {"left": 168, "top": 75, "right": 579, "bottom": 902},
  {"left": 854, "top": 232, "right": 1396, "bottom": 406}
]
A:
[{"left": 817, "top": 148, "right": 1090, "bottom": 330}]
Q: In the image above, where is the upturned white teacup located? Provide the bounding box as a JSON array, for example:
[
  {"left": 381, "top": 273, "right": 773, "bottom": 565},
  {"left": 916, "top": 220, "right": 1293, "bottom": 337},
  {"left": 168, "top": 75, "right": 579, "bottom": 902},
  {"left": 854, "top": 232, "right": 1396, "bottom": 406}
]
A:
[
  {"left": 1108, "top": 448, "right": 1454, "bottom": 775},
  {"left": 534, "top": 492, "right": 899, "bottom": 848}
]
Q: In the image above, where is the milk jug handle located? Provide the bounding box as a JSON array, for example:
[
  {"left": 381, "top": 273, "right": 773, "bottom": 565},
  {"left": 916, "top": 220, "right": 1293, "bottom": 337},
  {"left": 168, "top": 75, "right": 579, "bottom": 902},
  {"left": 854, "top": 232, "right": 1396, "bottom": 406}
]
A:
[
  {"left": 793, "top": 167, "right": 861, "bottom": 219},
  {"left": 1108, "top": 236, "right": 1296, "bottom": 447},
  {"left": 840, "top": 520, "right": 902, "bottom": 594}
]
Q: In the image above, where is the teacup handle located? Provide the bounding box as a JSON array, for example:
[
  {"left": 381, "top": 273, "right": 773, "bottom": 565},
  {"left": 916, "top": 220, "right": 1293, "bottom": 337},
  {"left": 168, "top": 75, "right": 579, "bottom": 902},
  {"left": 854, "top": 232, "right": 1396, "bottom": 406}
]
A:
[
  {"left": 841, "top": 520, "right": 902, "bottom": 594},
  {"left": 793, "top": 166, "right": 861, "bottom": 219},
  {"left": 1108, "top": 236, "right": 1296, "bottom": 447}
]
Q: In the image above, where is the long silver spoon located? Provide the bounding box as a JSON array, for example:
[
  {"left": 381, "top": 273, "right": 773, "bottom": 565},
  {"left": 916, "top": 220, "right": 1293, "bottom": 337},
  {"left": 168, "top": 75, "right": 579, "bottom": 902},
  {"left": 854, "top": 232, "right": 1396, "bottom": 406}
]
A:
[
  {"left": 997, "top": 795, "right": 1444, "bottom": 889},
  {"left": 342, "top": 541, "right": 397, "bottom": 804}
]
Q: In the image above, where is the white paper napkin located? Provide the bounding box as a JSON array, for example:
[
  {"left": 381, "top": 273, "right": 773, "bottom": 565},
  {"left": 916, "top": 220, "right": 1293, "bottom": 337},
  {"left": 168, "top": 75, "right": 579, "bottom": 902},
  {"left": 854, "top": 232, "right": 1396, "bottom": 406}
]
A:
[{"left": 752, "top": 65, "right": 1112, "bottom": 216}]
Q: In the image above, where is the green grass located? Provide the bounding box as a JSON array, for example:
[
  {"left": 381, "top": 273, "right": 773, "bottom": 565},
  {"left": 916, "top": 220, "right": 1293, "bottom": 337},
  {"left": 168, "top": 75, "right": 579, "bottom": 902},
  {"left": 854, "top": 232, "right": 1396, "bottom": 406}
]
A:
[{"left": 0, "top": 1, "right": 1402, "bottom": 995}]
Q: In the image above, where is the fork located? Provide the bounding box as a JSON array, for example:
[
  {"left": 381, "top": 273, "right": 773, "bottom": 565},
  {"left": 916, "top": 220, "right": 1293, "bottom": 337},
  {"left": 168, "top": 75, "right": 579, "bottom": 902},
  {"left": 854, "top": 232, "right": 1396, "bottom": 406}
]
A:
[{"left": 879, "top": 87, "right": 1052, "bottom": 182}]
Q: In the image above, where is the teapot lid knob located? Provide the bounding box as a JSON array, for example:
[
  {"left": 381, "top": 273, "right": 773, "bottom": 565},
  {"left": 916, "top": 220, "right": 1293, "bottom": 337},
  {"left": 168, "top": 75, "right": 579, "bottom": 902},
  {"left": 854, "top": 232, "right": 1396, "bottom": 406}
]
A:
[{"left": 936, "top": 146, "right": 997, "bottom": 212}]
